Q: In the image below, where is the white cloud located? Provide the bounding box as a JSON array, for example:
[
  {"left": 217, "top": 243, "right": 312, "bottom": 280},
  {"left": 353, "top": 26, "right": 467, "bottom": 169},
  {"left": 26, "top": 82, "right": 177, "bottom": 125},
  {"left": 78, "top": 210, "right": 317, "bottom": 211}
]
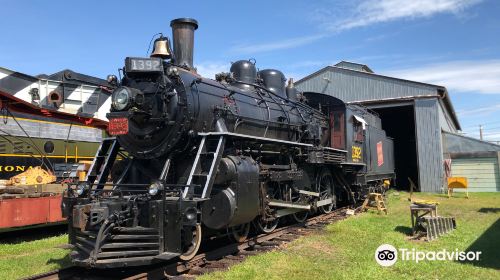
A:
[
  {"left": 195, "top": 61, "right": 230, "bottom": 79},
  {"left": 383, "top": 60, "right": 500, "bottom": 94},
  {"left": 231, "top": 0, "right": 481, "bottom": 54},
  {"left": 230, "top": 34, "right": 326, "bottom": 55},
  {"left": 456, "top": 103, "right": 500, "bottom": 116},
  {"left": 330, "top": 0, "right": 482, "bottom": 31},
  {"left": 483, "top": 131, "right": 500, "bottom": 138}
]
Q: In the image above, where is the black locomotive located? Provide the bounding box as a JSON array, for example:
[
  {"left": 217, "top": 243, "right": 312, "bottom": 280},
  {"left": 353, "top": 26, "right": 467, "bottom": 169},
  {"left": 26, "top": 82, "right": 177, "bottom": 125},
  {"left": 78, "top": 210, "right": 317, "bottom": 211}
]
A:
[{"left": 62, "top": 18, "right": 395, "bottom": 268}]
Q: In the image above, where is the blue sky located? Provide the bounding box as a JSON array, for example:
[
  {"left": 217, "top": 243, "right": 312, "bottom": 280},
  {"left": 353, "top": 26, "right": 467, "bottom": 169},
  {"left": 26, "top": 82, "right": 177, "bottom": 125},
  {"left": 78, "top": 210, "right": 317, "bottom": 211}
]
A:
[{"left": 1, "top": 0, "right": 500, "bottom": 141}]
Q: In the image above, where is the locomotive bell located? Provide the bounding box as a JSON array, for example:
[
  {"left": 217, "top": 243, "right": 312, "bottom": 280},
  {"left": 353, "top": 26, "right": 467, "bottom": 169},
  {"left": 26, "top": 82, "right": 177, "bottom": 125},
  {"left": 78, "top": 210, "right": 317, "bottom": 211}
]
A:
[{"left": 150, "top": 36, "right": 172, "bottom": 59}]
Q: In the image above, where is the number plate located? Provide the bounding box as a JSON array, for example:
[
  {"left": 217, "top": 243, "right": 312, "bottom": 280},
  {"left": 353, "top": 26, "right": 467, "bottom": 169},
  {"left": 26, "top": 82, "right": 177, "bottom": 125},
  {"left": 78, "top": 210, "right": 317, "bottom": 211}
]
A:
[
  {"left": 108, "top": 118, "right": 129, "bottom": 135},
  {"left": 125, "top": 57, "right": 163, "bottom": 72}
]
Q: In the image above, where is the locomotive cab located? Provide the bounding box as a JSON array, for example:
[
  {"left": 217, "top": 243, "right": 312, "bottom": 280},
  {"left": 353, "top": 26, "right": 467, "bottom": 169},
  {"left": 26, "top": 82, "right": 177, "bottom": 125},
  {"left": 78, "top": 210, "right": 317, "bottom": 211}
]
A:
[
  {"left": 303, "top": 91, "right": 395, "bottom": 191},
  {"left": 303, "top": 92, "right": 349, "bottom": 151}
]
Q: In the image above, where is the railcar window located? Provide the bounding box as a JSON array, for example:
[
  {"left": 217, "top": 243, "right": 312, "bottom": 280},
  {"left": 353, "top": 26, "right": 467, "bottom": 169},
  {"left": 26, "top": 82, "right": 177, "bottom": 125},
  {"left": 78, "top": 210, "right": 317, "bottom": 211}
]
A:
[{"left": 353, "top": 122, "right": 364, "bottom": 142}]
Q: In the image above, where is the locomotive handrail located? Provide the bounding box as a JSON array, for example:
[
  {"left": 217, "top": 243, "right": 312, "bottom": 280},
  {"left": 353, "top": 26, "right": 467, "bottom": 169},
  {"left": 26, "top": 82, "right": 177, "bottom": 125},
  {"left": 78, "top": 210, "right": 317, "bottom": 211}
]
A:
[
  {"left": 198, "top": 132, "right": 347, "bottom": 153},
  {"left": 198, "top": 132, "right": 315, "bottom": 147}
]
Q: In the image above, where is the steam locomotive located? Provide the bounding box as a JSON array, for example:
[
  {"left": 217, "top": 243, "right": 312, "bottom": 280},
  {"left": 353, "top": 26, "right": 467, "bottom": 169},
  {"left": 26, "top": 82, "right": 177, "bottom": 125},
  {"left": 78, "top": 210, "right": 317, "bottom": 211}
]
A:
[{"left": 62, "top": 18, "right": 395, "bottom": 268}]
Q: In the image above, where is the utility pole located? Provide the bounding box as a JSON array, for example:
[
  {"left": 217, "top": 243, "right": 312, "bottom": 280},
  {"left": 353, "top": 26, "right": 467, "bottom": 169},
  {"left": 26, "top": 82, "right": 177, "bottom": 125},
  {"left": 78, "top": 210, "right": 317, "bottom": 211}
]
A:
[{"left": 479, "top": 125, "right": 483, "bottom": 140}]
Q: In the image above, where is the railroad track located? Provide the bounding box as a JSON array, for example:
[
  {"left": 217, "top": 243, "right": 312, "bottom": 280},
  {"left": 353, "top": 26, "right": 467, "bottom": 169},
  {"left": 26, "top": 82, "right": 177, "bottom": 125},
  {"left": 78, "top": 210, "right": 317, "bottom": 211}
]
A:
[{"left": 24, "top": 207, "right": 352, "bottom": 280}]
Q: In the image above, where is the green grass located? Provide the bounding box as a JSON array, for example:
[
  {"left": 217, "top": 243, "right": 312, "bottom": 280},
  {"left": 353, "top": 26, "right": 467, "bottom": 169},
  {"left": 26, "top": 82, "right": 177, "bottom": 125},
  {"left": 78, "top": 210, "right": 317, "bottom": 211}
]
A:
[
  {"left": 1, "top": 192, "right": 498, "bottom": 280},
  {"left": 200, "top": 192, "right": 500, "bottom": 280},
  {"left": 0, "top": 234, "right": 70, "bottom": 279}
]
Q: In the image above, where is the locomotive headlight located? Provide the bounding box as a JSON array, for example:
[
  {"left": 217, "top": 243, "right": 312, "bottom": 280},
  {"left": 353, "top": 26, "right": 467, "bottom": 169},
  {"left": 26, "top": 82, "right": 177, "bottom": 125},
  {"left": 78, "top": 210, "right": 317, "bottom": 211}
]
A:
[
  {"left": 112, "top": 87, "right": 131, "bottom": 111},
  {"left": 148, "top": 182, "right": 161, "bottom": 196}
]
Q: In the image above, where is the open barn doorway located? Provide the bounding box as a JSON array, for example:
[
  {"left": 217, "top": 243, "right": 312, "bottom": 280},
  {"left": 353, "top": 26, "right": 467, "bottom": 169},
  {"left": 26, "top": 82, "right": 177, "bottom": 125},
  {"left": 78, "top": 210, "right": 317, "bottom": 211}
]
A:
[{"left": 370, "top": 104, "right": 419, "bottom": 191}]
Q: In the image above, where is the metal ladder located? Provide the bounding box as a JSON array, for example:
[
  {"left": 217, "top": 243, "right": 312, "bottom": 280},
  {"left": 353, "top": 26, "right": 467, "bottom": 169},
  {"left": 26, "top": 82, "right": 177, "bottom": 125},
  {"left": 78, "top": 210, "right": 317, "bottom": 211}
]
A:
[
  {"left": 183, "top": 135, "right": 225, "bottom": 199},
  {"left": 86, "top": 138, "right": 120, "bottom": 189}
]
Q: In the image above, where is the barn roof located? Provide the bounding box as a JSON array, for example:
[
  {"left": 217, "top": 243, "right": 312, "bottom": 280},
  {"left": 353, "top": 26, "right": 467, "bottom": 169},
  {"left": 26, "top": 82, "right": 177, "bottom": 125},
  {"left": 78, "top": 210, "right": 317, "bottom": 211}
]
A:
[
  {"left": 333, "top": 61, "right": 374, "bottom": 73},
  {"left": 295, "top": 63, "right": 461, "bottom": 130}
]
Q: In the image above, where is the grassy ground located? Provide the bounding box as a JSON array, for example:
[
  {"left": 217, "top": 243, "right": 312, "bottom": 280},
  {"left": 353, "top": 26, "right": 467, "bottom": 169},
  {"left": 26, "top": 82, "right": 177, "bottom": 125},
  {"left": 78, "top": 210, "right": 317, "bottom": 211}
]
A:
[
  {"left": 0, "top": 192, "right": 498, "bottom": 279},
  {"left": 0, "top": 233, "right": 70, "bottom": 279},
  {"left": 200, "top": 192, "right": 500, "bottom": 280}
]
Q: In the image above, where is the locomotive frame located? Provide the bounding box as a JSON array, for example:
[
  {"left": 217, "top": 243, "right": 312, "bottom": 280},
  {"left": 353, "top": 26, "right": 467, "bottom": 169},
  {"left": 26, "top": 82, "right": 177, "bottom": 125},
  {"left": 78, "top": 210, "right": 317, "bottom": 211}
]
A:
[{"left": 62, "top": 17, "right": 395, "bottom": 268}]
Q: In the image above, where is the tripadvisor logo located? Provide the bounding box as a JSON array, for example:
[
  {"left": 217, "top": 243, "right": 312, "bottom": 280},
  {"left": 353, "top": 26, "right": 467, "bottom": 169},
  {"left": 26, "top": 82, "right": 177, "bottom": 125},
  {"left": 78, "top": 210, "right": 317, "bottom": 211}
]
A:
[
  {"left": 375, "top": 244, "right": 482, "bottom": 267},
  {"left": 375, "top": 244, "right": 398, "bottom": 266}
]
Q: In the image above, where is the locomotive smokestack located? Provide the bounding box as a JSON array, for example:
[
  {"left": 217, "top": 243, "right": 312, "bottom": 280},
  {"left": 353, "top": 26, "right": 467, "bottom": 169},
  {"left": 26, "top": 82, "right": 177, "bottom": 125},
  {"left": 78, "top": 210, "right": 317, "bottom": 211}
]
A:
[{"left": 170, "top": 18, "right": 198, "bottom": 70}]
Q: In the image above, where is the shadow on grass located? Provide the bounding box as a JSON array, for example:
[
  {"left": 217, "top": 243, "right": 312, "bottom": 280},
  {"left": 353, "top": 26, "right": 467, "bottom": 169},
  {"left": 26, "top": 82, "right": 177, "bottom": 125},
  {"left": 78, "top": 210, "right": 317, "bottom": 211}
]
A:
[
  {"left": 394, "top": 225, "right": 413, "bottom": 236},
  {"left": 478, "top": 208, "right": 500, "bottom": 214},
  {"left": 463, "top": 218, "right": 500, "bottom": 270},
  {"left": 46, "top": 252, "right": 72, "bottom": 267},
  {"left": 0, "top": 224, "right": 67, "bottom": 244}
]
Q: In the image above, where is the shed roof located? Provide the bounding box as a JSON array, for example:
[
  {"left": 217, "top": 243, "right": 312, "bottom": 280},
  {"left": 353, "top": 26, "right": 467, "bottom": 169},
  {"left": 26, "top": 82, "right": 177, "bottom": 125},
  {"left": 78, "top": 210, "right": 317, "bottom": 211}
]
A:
[
  {"left": 334, "top": 61, "right": 374, "bottom": 73},
  {"left": 295, "top": 63, "right": 461, "bottom": 130},
  {"left": 443, "top": 131, "right": 500, "bottom": 154}
]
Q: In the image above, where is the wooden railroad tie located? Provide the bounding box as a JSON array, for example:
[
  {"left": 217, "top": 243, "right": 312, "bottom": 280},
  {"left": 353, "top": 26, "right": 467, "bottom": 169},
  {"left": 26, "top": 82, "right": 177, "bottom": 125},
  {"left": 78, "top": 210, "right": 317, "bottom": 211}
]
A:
[{"left": 361, "top": 193, "right": 387, "bottom": 214}]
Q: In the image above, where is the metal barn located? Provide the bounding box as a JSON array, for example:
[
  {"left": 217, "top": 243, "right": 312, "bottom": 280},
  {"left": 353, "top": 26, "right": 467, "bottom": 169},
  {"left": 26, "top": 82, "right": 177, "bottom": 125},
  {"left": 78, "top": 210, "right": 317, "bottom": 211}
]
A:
[
  {"left": 443, "top": 132, "right": 500, "bottom": 192},
  {"left": 295, "top": 61, "right": 461, "bottom": 192}
]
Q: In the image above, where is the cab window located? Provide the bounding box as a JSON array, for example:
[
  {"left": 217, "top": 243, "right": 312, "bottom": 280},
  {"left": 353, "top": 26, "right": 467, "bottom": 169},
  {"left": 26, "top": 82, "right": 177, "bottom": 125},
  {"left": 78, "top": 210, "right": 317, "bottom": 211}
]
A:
[{"left": 353, "top": 121, "right": 364, "bottom": 142}]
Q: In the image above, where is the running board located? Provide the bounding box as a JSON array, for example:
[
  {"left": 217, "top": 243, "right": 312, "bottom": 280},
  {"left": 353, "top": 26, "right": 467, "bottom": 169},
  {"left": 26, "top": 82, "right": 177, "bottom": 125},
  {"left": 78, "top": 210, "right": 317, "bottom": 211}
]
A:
[
  {"left": 298, "top": 190, "right": 320, "bottom": 197},
  {"left": 268, "top": 197, "right": 333, "bottom": 210},
  {"left": 268, "top": 200, "right": 310, "bottom": 210}
]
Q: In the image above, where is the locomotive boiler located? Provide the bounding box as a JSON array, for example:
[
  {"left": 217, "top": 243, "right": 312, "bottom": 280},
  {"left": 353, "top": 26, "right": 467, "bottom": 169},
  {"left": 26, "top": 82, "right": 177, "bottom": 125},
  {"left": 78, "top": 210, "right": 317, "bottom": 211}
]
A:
[{"left": 62, "top": 18, "right": 395, "bottom": 268}]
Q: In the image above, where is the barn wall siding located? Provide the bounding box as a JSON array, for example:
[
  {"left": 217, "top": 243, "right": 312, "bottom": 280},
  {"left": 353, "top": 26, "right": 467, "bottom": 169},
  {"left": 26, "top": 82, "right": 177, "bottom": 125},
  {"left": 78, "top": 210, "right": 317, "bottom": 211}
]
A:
[
  {"left": 438, "top": 101, "right": 456, "bottom": 132},
  {"left": 414, "top": 99, "right": 445, "bottom": 193},
  {"left": 451, "top": 157, "right": 500, "bottom": 192}
]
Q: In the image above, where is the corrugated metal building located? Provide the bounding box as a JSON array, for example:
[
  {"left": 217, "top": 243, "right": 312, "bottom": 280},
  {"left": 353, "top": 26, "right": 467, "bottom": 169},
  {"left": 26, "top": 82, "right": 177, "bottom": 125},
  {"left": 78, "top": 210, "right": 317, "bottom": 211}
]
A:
[
  {"left": 296, "top": 61, "right": 462, "bottom": 192},
  {"left": 443, "top": 132, "right": 500, "bottom": 192}
]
